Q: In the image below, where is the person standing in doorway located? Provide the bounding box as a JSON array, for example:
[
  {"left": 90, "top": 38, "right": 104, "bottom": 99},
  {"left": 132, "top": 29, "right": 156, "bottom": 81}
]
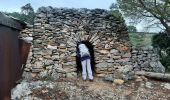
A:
[{"left": 77, "top": 42, "right": 93, "bottom": 81}]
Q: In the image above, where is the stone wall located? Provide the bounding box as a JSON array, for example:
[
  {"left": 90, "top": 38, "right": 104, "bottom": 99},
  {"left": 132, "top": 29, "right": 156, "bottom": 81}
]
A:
[
  {"left": 22, "top": 7, "right": 132, "bottom": 80},
  {"left": 19, "top": 25, "right": 33, "bottom": 71},
  {"left": 132, "top": 47, "right": 165, "bottom": 73},
  {"left": 21, "top": 7, "right": 165, "bottom": 81}
]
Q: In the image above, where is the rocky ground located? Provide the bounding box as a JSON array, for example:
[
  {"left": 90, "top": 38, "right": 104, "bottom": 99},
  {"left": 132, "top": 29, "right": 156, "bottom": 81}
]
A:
[{"left": 12, "top": 77, "right": 170, "bottom": 100}]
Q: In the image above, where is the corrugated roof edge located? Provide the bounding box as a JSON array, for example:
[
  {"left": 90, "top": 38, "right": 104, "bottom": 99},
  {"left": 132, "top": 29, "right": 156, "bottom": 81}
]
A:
[{"left": 0, "top": 12, "right": 27, "bottom": 30}]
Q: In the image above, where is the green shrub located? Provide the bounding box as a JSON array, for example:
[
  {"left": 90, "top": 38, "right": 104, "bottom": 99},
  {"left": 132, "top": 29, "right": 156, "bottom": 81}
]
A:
[
  {"left": 5, "top": 12, "right": 34, "bottom": 24},
  {"left": 152, "top": 33, "right": 170, "bottom": 72},
  {"left": 111, "top": 10, "right": 124, "bottom": 21}
]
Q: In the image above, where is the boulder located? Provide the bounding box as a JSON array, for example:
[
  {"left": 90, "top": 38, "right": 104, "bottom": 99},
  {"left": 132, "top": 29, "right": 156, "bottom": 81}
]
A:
[
  {"left": 113, "top": 65, "right": 134, "bottom": 81},
  {"left": 149, "top": 61, "right": 165, "bottom": 73},
  {"left": 11, "top": 82, "right": 32, "bottom": 99}
]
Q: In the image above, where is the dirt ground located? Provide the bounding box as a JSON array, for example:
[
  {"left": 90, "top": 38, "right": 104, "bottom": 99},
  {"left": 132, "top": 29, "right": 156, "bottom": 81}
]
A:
[{"left": 12, "top": 77, "right": 170, "bottom": 100}]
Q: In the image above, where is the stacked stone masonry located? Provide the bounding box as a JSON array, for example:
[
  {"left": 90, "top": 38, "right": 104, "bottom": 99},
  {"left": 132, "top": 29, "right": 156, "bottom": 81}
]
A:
[
  {"left": 21, "top": 7, "right": 164, "bottom": 80},
  {"left": 132, "top": 47, "right": 165, "bottom": 73}
]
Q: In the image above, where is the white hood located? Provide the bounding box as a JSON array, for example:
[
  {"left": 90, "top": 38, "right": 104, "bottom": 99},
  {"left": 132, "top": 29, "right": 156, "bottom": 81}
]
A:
[{"left": 78, "top": 44, "right": 90, "bottom": 57}]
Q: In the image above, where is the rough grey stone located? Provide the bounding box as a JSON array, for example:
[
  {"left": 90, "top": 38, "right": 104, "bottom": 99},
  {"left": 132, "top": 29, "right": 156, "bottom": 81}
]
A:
[
  {"left": 113, "top": 65, "right": 134, "bottom": 81},
  {"left": 163, "top": 83, "right": 170, "bottom": 90},
  {"left": 145, "top": 82, "right": 153, "bottom": 89},
  {"left": 11, "top": 81, "right": 32, "bottom": 99},
  {"left": 150, "top": 61, "right": 165, "bottom": 73},
  {"left": 96, "top": 63, "right": 108, "bottom": 68}
]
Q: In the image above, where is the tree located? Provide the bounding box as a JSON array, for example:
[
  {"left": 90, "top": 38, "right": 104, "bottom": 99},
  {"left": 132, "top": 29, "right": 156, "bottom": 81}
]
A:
[
  {"left": 21, "top": 3, "right": 34, "bottom": 15},
  {"left": 111, "top": 0, "right": 170, "bottom": 35},
  {"left": 111, "top": 9, "right": 124, "bottom": 21},
  {"left": 5, "top": 3, "right": 34, "bottom": 24},
  {"left": 127, "top": 25, "right": 137, "bottom": 32},
  {"left": 6, "top": 12, "right": 28, "bottom": 22},
  {"left": 152, "top": 33, "right": 170, "bottom": 71},
  {"left": 20, "top": 3, "right": 34, "bottom": 24}
]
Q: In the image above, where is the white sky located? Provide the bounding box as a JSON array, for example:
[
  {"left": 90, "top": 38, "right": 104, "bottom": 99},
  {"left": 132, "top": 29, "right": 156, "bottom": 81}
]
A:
[
  {"left": 0, "top": 0, "right": 115, "bottom": 12},
  {"left": 0, "top": 0, "right": 161, "bottom": 32}
]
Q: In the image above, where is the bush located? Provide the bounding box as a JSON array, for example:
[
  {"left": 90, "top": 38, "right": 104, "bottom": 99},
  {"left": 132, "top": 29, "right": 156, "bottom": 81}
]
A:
[
  {"left": 127, "top": 25, "right": 137, "bottom": 33},
  {"left": 5, "top": 12, "right": 34, "bottom": 24},
  {"left": 111, "top": 10, "right": 124, "bottom": 21},
  {"left": 152, "top": 33, "right": 170, "bottom": 72}
]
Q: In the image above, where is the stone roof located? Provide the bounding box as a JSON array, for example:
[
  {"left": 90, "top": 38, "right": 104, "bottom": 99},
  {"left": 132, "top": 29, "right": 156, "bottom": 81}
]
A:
[{"left": 0, "top": 12, "right": 26, "bottom": 30}]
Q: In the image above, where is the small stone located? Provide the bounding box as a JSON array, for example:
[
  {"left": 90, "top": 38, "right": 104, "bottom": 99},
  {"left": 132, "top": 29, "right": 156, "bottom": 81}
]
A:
[
  {"left": 44, "top": 60, "right": 54, "bottom": 66},
  {"left": 34, "top": 62, "right": 44, "bottom": 68},
  {"left": 31, "top": 73, "right": 38, "bottom": 78},
  {"left": 23, "top": 37, "right": 33, "bottom": 42},
  {"left": 145, "top": 82, "right": 153, "bottom": 89},
  {"left": 141, "top": 76, "right": 148, "bottom": 81},
  {"left": 96, "top": 62, "right": 108, "bottom": 68},
  {"left": 164, "top": 83, "right": 170, "bottom": 90},
  {"left": 63, "top": 67, "right": 77, "bottom": 73},
  {"left": 47, "top": 45, "right": 57, "bottom": 50},
  {"left": 135, "top": 78, "right": 143, "bottom": 82},
  {"left": 113, "top": 79, "right": 124, "bottom": 85},
  {"left": 121, "top": 46, "right": 130, "bottom": 52},
  {"left": 38, "top": 58, "right": 43, "bottom": 61},
  {"left": 59, "top": 44, "right": 66, "bottom": 49},
  {"left": 103, "top": 76, "right": 113, "bottom": 82},
  {"left": 38, "top": 70, "right": 48, "bottom": 78},
  {"left": 110, "top": 49, "right": 119, "bottom": 55},
  {"left": 112, "top": 56, "right": 121, "bottom": 60},
  {"left": 96, "top": 73, "right": 106, "bottom": 77},
  {"left": 122, "top": 53, "right": 131, "bottom": 58},
  {"left": 132, "top": 50, "right": 138, "bottom": 53},
  {"left": 58, "top": 49, "right": 66, "bottom": 52},
  {"left": 66, "top": 72, "right": 77, "bottom": 78},
  {"left": 42, "top": 89, "right": 49, "bottom": 93},
  {"left": 99, "top": 50, "right": 109, "bottom": 54},
  {"left": 44, "top": 55, "right": 51, "bottom": 59}
]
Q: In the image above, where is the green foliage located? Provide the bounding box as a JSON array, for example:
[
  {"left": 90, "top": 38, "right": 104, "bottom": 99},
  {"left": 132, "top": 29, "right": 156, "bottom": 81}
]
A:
[
  {"left": 6, "top": 12, "right": 34, "bottom": 24},
  {"left": 152, "top": 33, "right": 170, "bottom": 50},
  {"left": 152, "top": 33, "right": 170, "bottom": 72},
  {"left": 160, "top": 56, "right": 170, "bottom": 72},
  {"left": 21, "top": 3, "right": 34, "bottom": 15},
  {"left": 129, "top": 32, "right": 153, "bottom": 47},
  {"left": 111, "top": 10, "right": 124, "bottom": 21},
  {"left": 5, "top": 3, "right": 34, "bottom": 24},
  {"left": 127, "top": 25, "right": 137, "bottom": 32},
  {"left": 111, "top": 0, "right": 170, "bottom": 33}
]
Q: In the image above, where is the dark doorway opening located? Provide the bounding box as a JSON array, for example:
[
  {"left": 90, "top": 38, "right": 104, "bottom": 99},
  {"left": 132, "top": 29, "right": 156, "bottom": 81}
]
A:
[{"left": 76, "top": 41, "right": 95, "bottom": 75}]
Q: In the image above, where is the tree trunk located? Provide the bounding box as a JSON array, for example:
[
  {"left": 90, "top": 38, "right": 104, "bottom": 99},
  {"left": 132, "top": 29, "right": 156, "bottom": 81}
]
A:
[
  {"left": 135, "top": 71, "right": 170, "bottom": 82},
  {"left": 160, "top": 18, "right": 170, "bottom": 35}
]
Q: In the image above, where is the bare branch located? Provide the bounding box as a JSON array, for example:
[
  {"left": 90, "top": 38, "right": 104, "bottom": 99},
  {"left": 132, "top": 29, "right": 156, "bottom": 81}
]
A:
[
  {"left": 141, "top": 13, "right": 154, "bottom": 17},
  {"left": 138, "top": 0, "right": 160, "bottom": 19}
]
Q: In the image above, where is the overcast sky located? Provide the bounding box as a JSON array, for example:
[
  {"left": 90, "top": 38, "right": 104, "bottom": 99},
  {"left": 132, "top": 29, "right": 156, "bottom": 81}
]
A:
[
  {"left": 0, "top": 0, "right": 161, "bottom": 32},
  {"left": 0, "top": 0, "right": 115, "bottom": 12}
]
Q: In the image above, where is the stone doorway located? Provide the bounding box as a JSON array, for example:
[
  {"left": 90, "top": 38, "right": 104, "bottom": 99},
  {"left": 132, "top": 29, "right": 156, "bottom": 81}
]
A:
[
  {"left": 24, "top": 7, "right": 132, "bottom": 79},
  {"left": 76, "top": 41, "right": 95, "bottom": 75}
]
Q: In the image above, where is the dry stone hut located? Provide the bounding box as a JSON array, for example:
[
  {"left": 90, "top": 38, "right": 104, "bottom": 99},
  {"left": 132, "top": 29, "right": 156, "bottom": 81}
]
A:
[{"left": 23, "top": 7, "right": 133, "bottom": 80}]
